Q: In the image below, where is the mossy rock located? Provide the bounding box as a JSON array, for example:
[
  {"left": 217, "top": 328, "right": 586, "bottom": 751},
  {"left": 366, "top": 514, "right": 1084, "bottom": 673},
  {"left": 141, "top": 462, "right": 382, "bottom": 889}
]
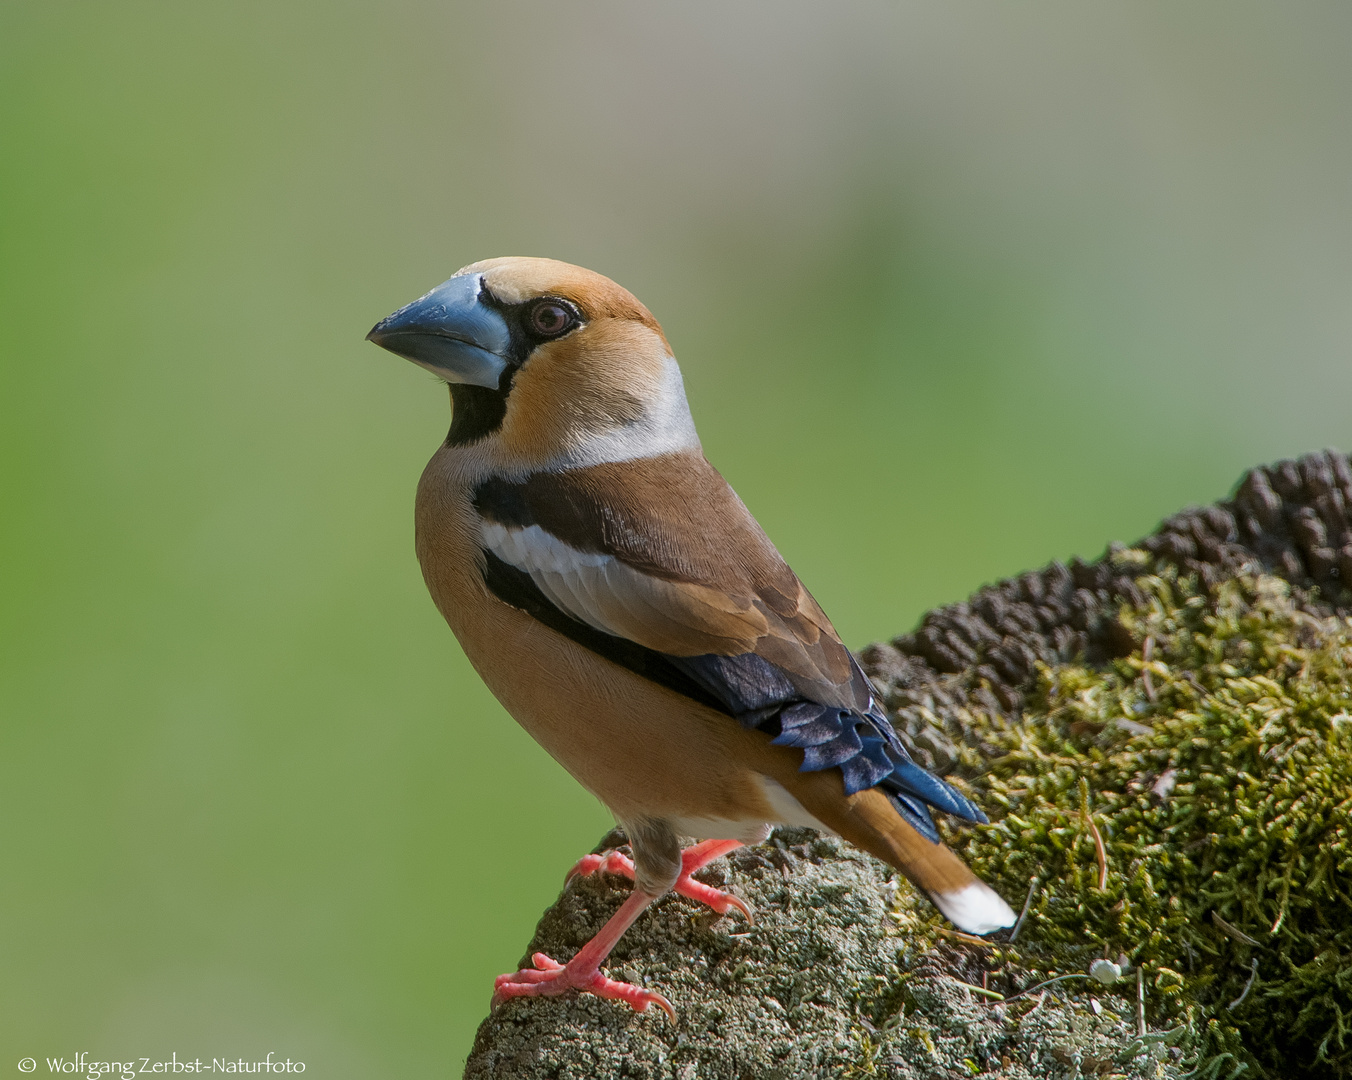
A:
[
  {"left": 954, "top": 565, "right": 1352, "bottom": 1078},
  {"left": 467, "top": 451, "right": 1352, "bottom": 1079}
]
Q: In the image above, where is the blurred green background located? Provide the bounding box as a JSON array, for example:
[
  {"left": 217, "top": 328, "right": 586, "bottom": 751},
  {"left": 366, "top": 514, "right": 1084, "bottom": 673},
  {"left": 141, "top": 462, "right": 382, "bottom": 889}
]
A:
[{"left": 3, "top": 1, "right": 1351, "bottom": 1073}]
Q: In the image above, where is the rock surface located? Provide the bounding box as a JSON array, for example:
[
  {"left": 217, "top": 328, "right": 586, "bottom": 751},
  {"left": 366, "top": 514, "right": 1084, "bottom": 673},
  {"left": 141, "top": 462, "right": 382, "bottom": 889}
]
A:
[{"left": 466, "top": 829, "right": 1175, "bottom": 1080}]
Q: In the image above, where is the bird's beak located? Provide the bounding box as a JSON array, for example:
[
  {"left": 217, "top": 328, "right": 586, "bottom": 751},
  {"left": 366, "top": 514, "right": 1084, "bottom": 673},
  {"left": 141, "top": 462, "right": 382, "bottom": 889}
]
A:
[{"left": 366, "top": 273, "right": 511, "bottom": 389}]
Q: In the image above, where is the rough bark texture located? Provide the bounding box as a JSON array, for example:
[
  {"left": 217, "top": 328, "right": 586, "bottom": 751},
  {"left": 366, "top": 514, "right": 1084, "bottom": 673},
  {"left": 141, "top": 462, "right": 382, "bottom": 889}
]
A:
[{"left": 464, "top": 450, "right": 1352, "bottom": 1080}]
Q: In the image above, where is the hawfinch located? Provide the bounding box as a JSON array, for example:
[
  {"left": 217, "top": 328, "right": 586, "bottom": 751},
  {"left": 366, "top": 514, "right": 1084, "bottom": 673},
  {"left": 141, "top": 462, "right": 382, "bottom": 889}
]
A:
[{"left": 367, "top": 258, "right": 1015, "bottom": 1018}]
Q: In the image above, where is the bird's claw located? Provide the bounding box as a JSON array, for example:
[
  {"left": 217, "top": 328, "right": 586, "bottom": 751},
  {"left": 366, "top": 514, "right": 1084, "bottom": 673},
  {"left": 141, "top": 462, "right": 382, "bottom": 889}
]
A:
[
  {"left": 566, "top": 850, "right": 634, "bottom": 884},
  {"left": 492, "top": 952, "right": 676, "bottom": 1021},
  {"left": 676, "top": 876, "right": 755, "bottom": 924}
]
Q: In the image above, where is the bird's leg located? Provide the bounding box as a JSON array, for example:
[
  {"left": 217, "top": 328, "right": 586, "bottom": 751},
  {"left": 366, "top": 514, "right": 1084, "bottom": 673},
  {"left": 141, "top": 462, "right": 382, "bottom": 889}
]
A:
[
  {"left": 494, "top": 828, "right": 750, "bottom": 1018},
  {"left": 491, "top": 886, "right": 676, "bottom": 1019},
  {"left": 568, "top": 838, "right": 752, "bottom": 921}
]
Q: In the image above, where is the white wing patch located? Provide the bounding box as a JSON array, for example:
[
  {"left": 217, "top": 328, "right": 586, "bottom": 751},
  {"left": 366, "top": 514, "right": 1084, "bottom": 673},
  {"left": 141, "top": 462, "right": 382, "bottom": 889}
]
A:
[
  {"left": 479, "top": 519, "right": 766, "bottom": 656},
  {"left": 481, "top": 522, "right": 611, "bottom": 629},
  {"left": 482, "top": 522, "right": 609, "bottom": 575}
]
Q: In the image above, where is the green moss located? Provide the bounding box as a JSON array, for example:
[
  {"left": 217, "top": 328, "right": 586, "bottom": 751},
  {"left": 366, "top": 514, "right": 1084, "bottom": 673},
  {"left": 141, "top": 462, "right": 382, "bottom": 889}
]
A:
[{"left": 953, "top": 559, "right": 1352, "bottom": 1077}]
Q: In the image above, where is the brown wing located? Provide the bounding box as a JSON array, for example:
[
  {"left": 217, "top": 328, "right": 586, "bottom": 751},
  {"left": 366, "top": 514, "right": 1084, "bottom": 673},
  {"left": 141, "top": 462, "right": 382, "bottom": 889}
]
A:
[
  {"left": 473, "top": 449, "right": 870, "bottom": 713},
  {"left": 473, "top": 447, "right": 999, "bottom": 849}
]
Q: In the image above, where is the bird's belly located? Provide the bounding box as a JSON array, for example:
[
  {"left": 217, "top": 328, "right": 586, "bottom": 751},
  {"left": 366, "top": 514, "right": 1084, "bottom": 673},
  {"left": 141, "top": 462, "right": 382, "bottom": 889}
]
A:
[
  {"left": 453, "top": 596, "right": 780, "bottom": 827},
  {"left": 663, "top": 780, "right": 836, "bottom": 844}
]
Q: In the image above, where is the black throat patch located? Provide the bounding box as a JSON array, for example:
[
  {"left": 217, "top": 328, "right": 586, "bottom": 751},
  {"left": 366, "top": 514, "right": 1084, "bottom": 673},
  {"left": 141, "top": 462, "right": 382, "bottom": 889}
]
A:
[{"left": 446, "top": 383, "right": 509, "bottom": 447}]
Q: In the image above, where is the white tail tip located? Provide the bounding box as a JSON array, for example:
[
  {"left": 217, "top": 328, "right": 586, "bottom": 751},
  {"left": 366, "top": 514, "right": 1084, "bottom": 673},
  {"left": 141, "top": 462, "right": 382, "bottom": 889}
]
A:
[{"left": 930, "top": 880, "right": 1017, "bottom": 935}]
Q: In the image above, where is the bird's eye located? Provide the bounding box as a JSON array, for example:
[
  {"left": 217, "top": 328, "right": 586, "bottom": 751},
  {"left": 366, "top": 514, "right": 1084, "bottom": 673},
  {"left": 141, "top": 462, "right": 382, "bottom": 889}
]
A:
[{"left": 528, "top": 300, "right": 577, "bottom": 338}]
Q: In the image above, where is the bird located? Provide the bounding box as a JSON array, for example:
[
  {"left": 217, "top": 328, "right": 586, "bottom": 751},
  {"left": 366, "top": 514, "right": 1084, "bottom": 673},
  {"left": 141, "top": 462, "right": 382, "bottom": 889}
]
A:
[{"left": 366, "top": 257, "right": 1015, "bottom": 1018}]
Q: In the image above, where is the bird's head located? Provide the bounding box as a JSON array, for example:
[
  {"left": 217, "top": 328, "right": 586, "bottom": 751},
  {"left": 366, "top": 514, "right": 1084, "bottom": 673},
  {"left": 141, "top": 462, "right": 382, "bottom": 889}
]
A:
[{"left": 367, "top": 257, "right": 698, "bottom": 468}]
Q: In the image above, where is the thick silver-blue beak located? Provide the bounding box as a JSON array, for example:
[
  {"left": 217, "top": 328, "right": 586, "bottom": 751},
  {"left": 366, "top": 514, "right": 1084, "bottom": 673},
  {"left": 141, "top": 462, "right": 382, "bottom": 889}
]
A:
[{"left": 366, "top": 273, "right": 511, "bottom": 389}]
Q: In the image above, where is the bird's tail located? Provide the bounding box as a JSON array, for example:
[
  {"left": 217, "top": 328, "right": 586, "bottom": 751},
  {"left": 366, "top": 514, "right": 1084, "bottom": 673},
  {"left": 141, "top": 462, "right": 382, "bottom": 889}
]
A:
[
  {"left": 853, "top": 786, "right": 1017, "bottom": 935},
  {"left": 783, "top": 770, "right": 1017, "bottom": 936}
]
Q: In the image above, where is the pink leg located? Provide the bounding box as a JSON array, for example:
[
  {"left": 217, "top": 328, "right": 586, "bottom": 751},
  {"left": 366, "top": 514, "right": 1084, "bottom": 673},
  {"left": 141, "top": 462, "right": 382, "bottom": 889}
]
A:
[
  {"left": 568, "top": 838, "right": 752, "bottom": 921},
  {"left": 492, "top": 888, "right": 676, "bottom": 1020},
  {"left": 492, "top": 839, "right": 749, "bottom": 1019}
]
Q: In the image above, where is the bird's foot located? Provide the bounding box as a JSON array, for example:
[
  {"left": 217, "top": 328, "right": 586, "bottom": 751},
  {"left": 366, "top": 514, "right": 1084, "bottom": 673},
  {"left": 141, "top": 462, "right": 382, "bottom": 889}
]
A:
[
  {"left": 492, "top": 951, "right": 676, "bottom": 1020},
  {"left": 568, "top": 840, "right": 753, "bottom": 923}
]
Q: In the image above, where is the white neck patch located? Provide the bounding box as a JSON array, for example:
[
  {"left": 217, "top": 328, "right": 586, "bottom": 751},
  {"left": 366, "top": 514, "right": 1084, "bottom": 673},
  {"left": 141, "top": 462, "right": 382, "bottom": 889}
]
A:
[{"left": 550, "top": 354, "right": 701, "bottom": 470}]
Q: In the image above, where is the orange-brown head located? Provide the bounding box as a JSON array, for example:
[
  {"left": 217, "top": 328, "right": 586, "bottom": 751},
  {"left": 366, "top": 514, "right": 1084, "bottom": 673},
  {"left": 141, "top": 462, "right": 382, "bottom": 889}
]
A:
[{"left": 367, "top": 257, "right": 694, "bottom": 469}]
